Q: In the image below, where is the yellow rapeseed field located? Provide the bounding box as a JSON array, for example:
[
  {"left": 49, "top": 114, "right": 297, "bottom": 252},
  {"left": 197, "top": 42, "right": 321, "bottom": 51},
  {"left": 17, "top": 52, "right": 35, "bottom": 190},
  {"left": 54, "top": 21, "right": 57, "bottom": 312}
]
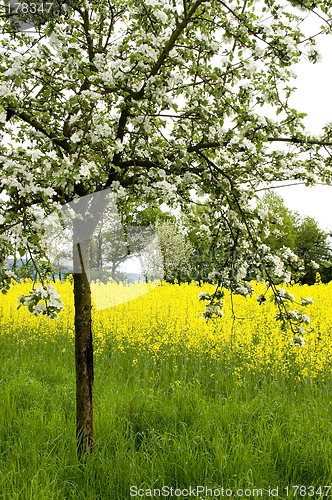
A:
[{"left": 1, "top": 278, "right": 332, "bottom": 380}]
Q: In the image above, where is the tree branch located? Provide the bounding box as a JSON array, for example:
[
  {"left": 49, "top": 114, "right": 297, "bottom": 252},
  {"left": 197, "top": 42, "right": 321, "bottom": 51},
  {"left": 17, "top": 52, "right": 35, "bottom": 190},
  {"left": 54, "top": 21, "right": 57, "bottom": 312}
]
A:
[
  {"left": 130, "top": 0, "right": 207, "bottom": 100},
  {"left": 187, "top": 137, "right": 332, "bottom": 152},
  {"left": 267, "top": 137, "right": 332, "bottom": 147},
  {"left": 7, "top": 108, "right": 71, "bottom": 152}
]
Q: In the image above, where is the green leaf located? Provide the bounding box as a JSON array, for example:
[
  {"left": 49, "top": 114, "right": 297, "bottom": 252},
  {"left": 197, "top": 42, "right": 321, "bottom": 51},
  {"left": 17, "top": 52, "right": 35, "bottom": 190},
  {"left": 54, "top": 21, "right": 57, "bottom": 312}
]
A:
[{"left": 45, "top": 21, "right": 55, "bottom": 36}]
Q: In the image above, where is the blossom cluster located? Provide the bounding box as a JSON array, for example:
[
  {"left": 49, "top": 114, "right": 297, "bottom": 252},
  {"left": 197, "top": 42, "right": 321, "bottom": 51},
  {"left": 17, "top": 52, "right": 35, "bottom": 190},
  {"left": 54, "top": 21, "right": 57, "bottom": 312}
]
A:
[
  {"left": 273, "top": 287, "right": 314, "bottom": 337},
  {"left": 0, "top": 268, "right": 16, "bottom": 294},
  {"left": 17, "top": 284, "right": 64, "bottom": 319},
  {"left": 199, "top": 290, "right": 224, "bottom": 319}
]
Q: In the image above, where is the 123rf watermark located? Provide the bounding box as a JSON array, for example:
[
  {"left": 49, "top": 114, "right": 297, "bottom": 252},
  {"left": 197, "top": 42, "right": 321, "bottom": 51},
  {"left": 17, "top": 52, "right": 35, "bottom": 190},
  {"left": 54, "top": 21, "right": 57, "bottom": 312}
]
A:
[{"left": 130, "top": 485, "right": 332, "bottom": 498}]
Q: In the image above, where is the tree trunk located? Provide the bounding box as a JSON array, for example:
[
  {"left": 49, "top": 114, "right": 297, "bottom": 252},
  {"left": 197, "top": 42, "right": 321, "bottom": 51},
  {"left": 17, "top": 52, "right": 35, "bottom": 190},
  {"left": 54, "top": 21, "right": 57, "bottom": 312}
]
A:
[
  {"left": 73, "top": 236, "right": 94, "bottom": 459},
  {"left": 111, "top": 261, "right": 117, "bottom": 280},
  {"left": 70, "top": 190, "right": 117, "bottom": 458}
]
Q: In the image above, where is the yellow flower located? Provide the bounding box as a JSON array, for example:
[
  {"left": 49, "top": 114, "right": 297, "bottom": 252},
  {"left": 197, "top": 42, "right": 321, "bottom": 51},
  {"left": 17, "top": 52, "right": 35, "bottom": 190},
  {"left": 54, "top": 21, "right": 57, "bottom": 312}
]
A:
[{"left": 1, "top": 278, "right": 332, "bottom": 381}]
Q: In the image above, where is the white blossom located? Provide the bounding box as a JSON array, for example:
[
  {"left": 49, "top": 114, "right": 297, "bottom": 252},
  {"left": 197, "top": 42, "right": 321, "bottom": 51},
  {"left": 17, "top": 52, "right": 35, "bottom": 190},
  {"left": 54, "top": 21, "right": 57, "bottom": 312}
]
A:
[
  {"left": 257, "top": 209, "right": 268, "bottom": 220},
  {"left": 301, "top": 297, "right": 313, "bottom": 306},
  {"left": 291, "top": 336, "right": 305, "bottom": 346},
  {"left": 154, "top": 9, "right": 168, "bottom": 23}
]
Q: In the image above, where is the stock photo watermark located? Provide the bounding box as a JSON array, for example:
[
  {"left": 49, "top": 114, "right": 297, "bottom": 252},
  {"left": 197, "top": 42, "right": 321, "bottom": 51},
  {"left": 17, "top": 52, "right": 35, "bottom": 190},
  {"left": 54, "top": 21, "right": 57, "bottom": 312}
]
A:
[
  {"left": 1, "top": 0, "right": 75, "bottom": 31},
  {"left": 130, "top": 485, "right": 332, "bottom": 498}
]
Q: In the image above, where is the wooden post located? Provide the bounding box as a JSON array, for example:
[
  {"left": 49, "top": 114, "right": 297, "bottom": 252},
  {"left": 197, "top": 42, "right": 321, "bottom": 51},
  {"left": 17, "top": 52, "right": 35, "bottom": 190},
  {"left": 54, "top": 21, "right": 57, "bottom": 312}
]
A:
[{"left": 73, "top": 234, "right": 94, "bottom": 459}]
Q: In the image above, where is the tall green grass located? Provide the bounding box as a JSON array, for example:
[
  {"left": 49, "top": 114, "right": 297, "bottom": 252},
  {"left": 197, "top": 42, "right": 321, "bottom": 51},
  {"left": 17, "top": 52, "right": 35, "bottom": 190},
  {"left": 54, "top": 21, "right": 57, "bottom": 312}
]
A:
[{"left": 0, "top": 327, "right": 331, "bottom": 499}]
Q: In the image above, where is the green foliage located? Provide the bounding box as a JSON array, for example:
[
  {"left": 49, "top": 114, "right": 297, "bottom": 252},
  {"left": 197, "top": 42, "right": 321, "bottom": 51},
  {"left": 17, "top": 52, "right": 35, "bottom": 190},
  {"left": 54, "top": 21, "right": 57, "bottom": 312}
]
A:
[
  {"left": 179, "top": 202, "right": 223, "bottom": 283},
  {"left": 258, "top": 191, "right": 299, "bottom": 253},
  {"left": 296, "top": 216, "right": 332, "bottom": 284},
  {"left": 130, "top": 205, "right": 176, "bottom": 228},
  {"left": 295, "top": 216, "right": 332, "bottom": 264},
  {"left": 258, "top": 192, "right": 332, "bottom": 282}
]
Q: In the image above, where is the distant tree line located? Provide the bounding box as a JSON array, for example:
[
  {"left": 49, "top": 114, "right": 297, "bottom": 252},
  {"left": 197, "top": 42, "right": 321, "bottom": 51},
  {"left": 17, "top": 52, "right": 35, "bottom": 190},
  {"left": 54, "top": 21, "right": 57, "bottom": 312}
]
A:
[
  {"left": 256, "top": 192, "right": 332, "bottom": 285},
  {"left": 141, "top": 192, "right": 332, "bottom": 285}
]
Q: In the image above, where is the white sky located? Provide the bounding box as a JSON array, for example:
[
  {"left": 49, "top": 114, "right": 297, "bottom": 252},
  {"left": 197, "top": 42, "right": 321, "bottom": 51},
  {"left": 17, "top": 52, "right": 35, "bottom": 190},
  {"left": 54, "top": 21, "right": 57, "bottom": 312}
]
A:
[{"left": 266, "top": 19, "right": 332, "bottom": 232}]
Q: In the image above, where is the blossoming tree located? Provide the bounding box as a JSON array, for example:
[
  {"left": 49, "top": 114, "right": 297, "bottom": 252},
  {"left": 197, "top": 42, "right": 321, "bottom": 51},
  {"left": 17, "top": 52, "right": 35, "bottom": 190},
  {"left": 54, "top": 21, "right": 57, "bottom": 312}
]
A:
[{"left": 1, "top": 0, "right": 332, "bottom": 457}]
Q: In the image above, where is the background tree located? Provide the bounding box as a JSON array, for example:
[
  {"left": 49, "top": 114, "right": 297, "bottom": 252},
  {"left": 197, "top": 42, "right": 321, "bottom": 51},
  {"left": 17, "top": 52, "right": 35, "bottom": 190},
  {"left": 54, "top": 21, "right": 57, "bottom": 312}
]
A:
[
  {"left": 88, "top": 201, "right": 177, "bottom": 282},
  {"left": 179, "top": 201, "right": 220, "bottom": 283},
  {"left": 129, "top": 204, "right": 176, "bottom": 228},
  {"left": 154, "top": 220, "right": 194, "bottom": 282},
  {"left": 295, "top": 216, "right": 332, "bottom": 263},
  {"left": 257, "top": 191, "right": 299, "bottom": 253},
  {"left": 1, "top": 0, "right": 332, "bottom": 457},
  {"left": 88, "top": 203, "right": 147, "bottom": 283},
  {"left": 295, "top": 216, "right": 332, "bottom": 284},
  {"left": 257, "top": 191, "right": 332, "bottom": 283}
]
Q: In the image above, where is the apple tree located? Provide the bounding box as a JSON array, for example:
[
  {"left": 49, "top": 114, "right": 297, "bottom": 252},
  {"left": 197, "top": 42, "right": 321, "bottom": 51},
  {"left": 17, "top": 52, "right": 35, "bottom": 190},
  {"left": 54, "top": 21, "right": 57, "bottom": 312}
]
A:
[{"left": 1, "top": 0, "right": 332, "bottom": 457}]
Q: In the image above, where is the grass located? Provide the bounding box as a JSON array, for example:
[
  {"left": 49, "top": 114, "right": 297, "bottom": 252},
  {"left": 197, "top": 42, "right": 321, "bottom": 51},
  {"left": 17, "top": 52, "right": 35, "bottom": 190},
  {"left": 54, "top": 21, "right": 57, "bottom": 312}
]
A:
[{"left": 0, "top": 325, "right": 331, "bottom": 499}]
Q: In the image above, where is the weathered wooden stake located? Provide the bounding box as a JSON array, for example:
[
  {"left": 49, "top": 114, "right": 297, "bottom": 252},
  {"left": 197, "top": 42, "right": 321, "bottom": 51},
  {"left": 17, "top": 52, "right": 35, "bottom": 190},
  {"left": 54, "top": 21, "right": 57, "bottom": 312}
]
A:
[{"left": 73, "top": 238, "right": 94, "bottom": 459}]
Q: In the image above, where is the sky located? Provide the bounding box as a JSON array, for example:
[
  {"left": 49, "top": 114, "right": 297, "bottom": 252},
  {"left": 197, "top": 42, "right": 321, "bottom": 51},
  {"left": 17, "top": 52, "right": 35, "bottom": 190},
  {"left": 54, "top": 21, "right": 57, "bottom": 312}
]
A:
[{"left": 266, "top": 18, "right": 332, "bottom": 232}]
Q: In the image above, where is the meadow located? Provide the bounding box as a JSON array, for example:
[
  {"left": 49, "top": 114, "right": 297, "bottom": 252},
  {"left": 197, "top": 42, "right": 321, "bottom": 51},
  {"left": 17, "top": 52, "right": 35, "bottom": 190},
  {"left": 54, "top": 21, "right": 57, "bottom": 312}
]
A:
[{"left": 0, "top": 278, "right": 331, "bottom": 499}]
